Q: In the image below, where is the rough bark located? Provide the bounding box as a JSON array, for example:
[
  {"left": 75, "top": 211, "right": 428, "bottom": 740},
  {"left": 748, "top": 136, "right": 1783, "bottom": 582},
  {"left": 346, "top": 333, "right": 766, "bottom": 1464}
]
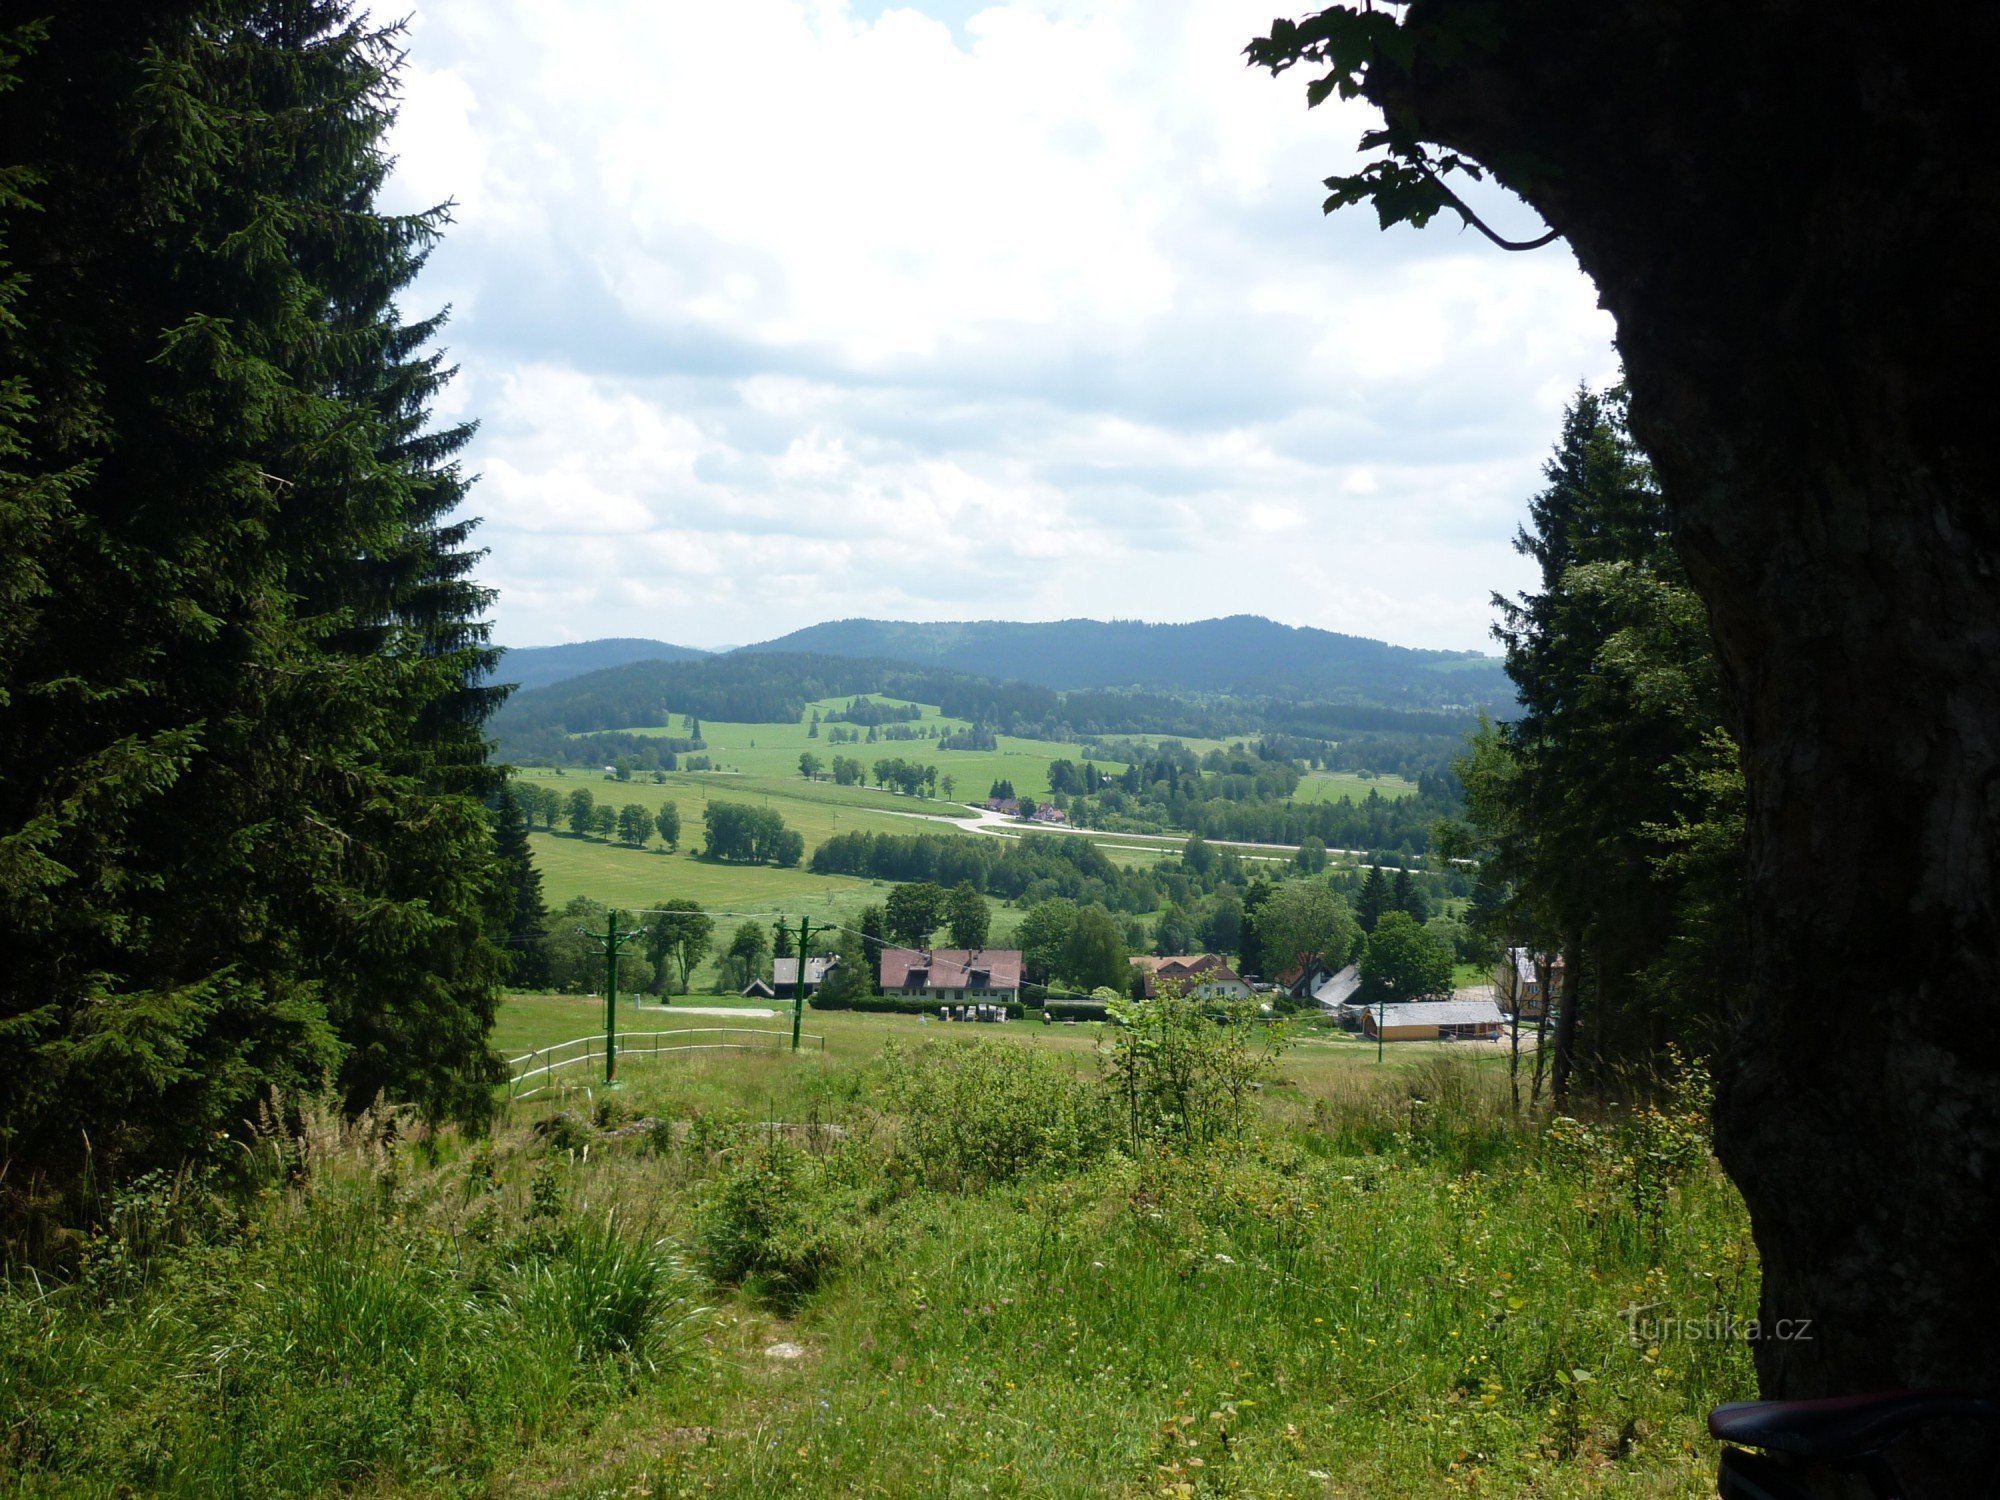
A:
[{"left": 1351, "top": 4, "right": 2000, "bottom": 1490}]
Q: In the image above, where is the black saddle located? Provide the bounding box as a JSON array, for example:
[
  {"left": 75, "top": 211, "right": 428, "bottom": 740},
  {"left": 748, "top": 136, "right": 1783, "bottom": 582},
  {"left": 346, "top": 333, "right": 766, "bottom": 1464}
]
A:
[{"left": 1710, "top": 1389, "right": 1993, "bottom": 1463}]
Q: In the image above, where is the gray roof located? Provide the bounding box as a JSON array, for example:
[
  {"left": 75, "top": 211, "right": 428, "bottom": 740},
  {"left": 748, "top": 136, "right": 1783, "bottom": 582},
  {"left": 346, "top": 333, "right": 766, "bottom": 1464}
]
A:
[
  {"left": 1370, "top": 998, "right": 1508, "bottom": 1027},
  {"left": 1312, "top": 963, "right": 1361, "bottom": 1009},
  {"left": 774, "top": 956, "right": 838, "bottom": 987}
]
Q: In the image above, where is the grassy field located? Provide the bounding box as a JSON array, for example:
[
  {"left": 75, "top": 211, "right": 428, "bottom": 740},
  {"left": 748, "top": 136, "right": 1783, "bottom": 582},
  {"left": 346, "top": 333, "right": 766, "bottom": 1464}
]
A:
[
  {"left": 516, "top": 766, "right": 968, "bottom": 926},
  {"left": 606, "top": 696, "right": 1127, "bottom": 803},
  {"left": 2, "top": 1008, "right": 1754, "bottom": 1498},
  {"left": 1295, "top": 769, "right": 1419, "bottom": 803},
  {"left": 514, "top": 765, "right": 1187, "bottom": 928},
  {"left": 494, "top": 994, "right": 1480, "bottom": 1076}
]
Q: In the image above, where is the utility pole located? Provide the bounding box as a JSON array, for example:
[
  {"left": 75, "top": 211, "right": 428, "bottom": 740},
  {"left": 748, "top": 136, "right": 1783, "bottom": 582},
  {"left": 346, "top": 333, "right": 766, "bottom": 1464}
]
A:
[
  {"left": 586, "top": 910, "right": 648, "bottom": 1086},
  {"left": 793, "top": 914, "right": 813, "bottom": 1052}
]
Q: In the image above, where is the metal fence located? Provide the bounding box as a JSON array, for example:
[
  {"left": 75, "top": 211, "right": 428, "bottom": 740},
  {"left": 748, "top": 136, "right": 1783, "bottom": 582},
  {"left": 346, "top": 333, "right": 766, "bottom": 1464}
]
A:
[{"left": 506, "top": 1026, "right": 823, "bottom": 1100}]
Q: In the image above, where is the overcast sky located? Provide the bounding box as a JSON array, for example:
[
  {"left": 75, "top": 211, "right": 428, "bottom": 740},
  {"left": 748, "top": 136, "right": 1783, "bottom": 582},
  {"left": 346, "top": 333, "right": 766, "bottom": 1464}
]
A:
[{"left": 380, "top": 0, "right": 1618, "bottom": 654}]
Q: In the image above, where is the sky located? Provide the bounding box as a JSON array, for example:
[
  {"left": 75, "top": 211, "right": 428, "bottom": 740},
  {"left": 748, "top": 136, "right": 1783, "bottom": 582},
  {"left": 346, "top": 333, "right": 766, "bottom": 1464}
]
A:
[{"left": 380, "top": 0, "right": 1620, "bottom": 654}]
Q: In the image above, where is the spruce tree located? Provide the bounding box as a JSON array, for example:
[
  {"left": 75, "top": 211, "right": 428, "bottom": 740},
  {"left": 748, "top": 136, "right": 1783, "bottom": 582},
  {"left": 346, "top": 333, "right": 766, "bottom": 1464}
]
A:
[
  {"left": 0, "top": 2, "right": 507, "bottom": 1207},
  {"left": 492, "top": 790, "right": 550, "bottom": 990},
  {"left": 1355, "top": 866, "right": 1391, "bottom": 933}
]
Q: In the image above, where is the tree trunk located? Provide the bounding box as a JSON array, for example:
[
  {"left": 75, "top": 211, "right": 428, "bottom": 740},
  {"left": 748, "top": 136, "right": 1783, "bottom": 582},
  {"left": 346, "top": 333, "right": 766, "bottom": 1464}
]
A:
[
  {"left": 1549, "top": 943, "right": 1580, "bottom": 1106},
  {"left": 1346, "top": 5, "right": 2000, "bottom": 1488}
]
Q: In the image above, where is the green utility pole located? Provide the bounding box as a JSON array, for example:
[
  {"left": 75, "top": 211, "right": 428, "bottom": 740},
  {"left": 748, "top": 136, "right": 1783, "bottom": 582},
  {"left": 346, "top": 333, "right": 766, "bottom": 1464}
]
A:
[
  {"left": 587, "top": 910, "right": 648, "bottom": 1086},
  {"left": 792, "top": 915, "right": 813, "bottom": 1052}
]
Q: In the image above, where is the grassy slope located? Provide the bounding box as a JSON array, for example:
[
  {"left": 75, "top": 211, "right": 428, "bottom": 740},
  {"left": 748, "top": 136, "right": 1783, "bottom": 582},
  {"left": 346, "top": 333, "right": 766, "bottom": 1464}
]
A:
[
  {"left": 517, "top": 710, "right": 1418, "bottom": 984},
  {"left": 612, "top": 696, "right": 1126, "bottom": 802},
  {"left": 515, "top": 766, "right": 1174, "bottom": 940},
  {"left": 3, "top": 1011, "right": 1751, "bottom": 1498},
  {"left": 1295, "top": 770, "right": 1418, "bottom": 803}
]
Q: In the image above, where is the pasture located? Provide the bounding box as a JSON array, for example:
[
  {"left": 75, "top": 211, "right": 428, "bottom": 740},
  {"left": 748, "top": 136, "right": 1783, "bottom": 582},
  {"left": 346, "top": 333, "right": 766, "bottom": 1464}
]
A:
[
  {"left": 610, "top": 695, "right": 1128, "bottom": 802},
  {"left": 2, "top": 1003, "right": 1754, "bottom": 1498}
]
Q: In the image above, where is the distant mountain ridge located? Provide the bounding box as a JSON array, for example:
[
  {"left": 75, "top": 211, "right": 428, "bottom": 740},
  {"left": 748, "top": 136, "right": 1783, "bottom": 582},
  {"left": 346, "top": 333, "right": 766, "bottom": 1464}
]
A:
[
  {"left": 495, "top": 637, "right": 707, "bottom": 693},
  {"left": 741, "top": 616, "right": 1506, "bottom": 706}
]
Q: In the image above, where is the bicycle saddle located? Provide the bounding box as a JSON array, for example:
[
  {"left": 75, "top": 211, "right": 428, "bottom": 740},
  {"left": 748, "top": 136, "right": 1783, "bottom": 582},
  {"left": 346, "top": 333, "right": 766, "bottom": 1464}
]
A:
[{"left": 1709, "top": 1390, "right": 1994, "bottom": 1463}]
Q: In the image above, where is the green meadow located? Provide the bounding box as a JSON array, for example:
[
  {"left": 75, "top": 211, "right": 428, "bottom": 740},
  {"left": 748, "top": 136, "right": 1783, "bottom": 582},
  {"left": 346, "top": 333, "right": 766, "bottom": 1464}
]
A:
[
  {"left": 1295, "top": 769, "right": 1419, "bottom": 803},
  {"left": 2, "top": 1007, "right": 1754, "bottom": 1498},
  {"left": 511, "top": 764, "right": 1180, "bottom": 928},
  {"left": 610, "top": 696, "right": 1128, "bottom": 803}
]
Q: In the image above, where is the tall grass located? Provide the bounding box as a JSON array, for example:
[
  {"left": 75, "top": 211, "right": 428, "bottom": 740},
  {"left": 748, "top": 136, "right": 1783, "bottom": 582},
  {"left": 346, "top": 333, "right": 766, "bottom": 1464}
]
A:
[
  {"left": 1, "top": 1041, "right": 1753, "bottom": 1498},
  {"left": 0, "top": 1106, "right": 704, "bottom": 1496}
]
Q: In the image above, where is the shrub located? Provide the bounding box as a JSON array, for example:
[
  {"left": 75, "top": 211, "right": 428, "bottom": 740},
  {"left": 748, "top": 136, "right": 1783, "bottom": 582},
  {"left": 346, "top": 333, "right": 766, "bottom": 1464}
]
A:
[
  {"left": 1103, "top": 991, "right": 1286, "bottom": 1154},
  {"left": 535, "top": 1110, "right": 594, "bottom": 1154},
  {"left": 695, "top": 1142, "right": 855, "bottom": 1307},
  {"left": 876, "top": 1040, "right": 1117, "bottom": 1191}
]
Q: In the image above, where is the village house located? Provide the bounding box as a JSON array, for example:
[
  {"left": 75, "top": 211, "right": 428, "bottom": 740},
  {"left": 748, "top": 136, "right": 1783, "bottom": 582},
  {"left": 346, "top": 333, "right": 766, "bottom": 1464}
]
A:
[
  {"left": 1360, "top": 997, "right": 1509, "bottom": 1041},
  {"left": 1273, "top": 954, "right": 1362, "bottom": 1012},
  {"left": 1129, "top": 953, "right": 1253, "bottom": 1000},
  {"left": 879, "top": 948, "right": 1023, "bottom": 1004},
  {"left": 982, "top": 796, "right": 1068, "bottom": 825},
  {"left": 1495, "top": 948, "right": 1565, "bottom": 1020},
  {"left": 772, "top": 954, "right": 839, "bottom": 999}
]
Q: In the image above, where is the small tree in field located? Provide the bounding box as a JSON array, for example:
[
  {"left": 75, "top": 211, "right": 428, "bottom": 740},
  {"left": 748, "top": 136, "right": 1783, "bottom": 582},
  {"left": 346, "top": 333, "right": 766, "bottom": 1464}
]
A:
[
  {"left": 565, "top": 788, "right": 596, "bottom": 836},
  {"left": 647, "top": 900, "right": 714, "bottom": 995},
  {"left": 655, "top": 801, "right": 680, "bottom": 850},
  {"left": 616, "top": 803, "right": 652, "bottom": 847},
  {"left": 1104, "top": 984, "right": 1284, "bottom": 1154},
  {"left": 722, "top": 922, "right": 769, "bottom": 991}
]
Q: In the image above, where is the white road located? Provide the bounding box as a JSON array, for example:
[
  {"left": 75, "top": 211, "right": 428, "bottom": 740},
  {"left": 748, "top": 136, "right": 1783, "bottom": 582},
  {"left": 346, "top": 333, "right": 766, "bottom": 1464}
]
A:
[{"left": 866, "top": 800, "right": 1364, "bottom": 860}]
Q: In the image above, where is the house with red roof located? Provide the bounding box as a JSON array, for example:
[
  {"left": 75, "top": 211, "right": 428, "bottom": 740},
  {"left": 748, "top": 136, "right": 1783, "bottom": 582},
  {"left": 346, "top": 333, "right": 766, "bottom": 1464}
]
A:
[
  {"left": 1128, "top": 953, "right": 1252, "bottom": 1000},
  {"left": 878, "top": 948, "right": 1023, "bottom": 1004}
]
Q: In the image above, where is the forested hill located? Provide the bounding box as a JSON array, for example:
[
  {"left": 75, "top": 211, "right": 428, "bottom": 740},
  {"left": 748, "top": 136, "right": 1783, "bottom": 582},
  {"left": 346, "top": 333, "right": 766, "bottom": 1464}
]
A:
[
  {"left": 742, "top": 615, "right": 1508, "bottom": 707},
  {"left": 494, "top": 637, "right": 707, "bottom": 691},
  {"left": 489, "top": 650, "right": 1481, "bottom": 775}
]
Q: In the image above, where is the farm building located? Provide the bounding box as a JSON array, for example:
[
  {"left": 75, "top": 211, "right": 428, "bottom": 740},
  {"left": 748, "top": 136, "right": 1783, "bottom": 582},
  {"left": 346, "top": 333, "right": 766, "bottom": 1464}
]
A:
[
  {"left": 772, "top": 954, "right": 839, "bottom": 999},
  {"left": 984, "top": 796, "right": 1068, "bottom": 824},
  {"left": 1275, "top": 956, "right": 1362, "bottom": 1012},
  {"left": 880, "top": 948, "right": 1023, "bottom": 1004},
  {"left": 1130, "top": 953, "right": 1252, "bottom": 1000},
  {"left": 1495, "top": 949, "right": 1564, "bottom": 1020},
  {"left": 1358, "top": 998, "right": 1509, "bottom": 1041}
]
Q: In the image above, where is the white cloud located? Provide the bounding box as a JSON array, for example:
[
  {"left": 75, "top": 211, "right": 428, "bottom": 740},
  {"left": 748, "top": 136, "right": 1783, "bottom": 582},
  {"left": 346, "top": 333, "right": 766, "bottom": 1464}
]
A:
[{"left": 384, "top": 0, "right": 1618, "bottom": 652}]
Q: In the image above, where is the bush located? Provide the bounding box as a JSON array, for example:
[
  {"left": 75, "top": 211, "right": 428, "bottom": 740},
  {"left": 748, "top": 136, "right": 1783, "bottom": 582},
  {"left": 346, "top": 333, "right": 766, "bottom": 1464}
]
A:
[
  {"left": 1043, "top": 1001, "right": 1111, "bottom": 1022},
  {"left": 695, "top": 1141, "right": 856, "bottom": 1308},
  {"left": 1103, "top": 991, "right": 1286, "bottom": 1153},
  {"left": 875, "top": 1040, "right": 1117, "bottom": 1191}
]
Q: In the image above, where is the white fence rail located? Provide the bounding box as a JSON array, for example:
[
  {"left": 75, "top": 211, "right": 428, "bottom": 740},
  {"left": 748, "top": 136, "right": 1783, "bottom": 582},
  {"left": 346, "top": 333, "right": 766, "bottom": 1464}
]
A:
[{"left": 506, "top": 1026, "right": 822, "bottom": 1100}]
